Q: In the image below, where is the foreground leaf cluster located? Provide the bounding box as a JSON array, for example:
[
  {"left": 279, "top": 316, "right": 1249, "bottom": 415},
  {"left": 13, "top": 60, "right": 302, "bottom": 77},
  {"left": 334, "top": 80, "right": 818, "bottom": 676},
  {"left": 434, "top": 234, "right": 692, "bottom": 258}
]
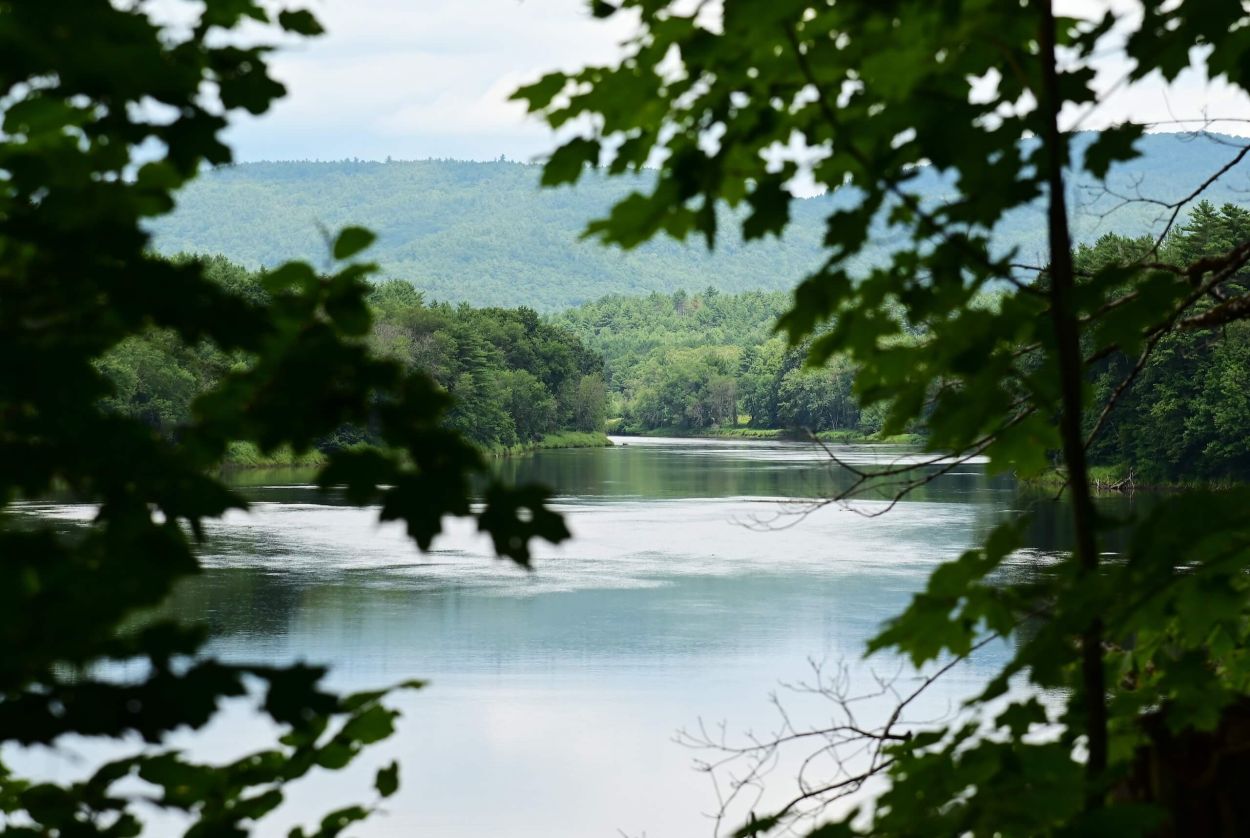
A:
[
  {"left": 0, "top": 2, "right": 567, "bottom": 834},
  {"left": 517, "top": 0, "right": 1250, "bottom": 834}
]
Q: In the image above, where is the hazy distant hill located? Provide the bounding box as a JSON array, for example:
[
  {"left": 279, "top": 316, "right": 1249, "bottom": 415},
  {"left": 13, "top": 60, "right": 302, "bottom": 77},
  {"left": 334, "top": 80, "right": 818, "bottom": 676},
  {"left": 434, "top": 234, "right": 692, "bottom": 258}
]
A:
[{"left": 152, "top": 132, "right": 1250, "bottom": 310}]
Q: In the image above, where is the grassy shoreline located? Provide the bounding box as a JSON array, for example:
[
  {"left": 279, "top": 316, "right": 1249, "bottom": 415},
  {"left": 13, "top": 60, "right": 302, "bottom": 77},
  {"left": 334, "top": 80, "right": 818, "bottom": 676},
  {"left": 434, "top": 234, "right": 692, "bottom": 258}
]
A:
[
  {"left": 221, "top": 432, "right": 614, "bottom": 469},
  {"left": 213, "top": 436, "right": 1241, "bottom": 492},
  {"left": 1020, "top": 464, "right": 1241, "bottom": 493},
  {"left": 611, "top": 425, "right": 925, "bottom": 445},
  {"left": 486, "top": 430, "right": 613, "bottom": 457},
  {"left": 221, "top": 442, "right": 327, "bottom": 469}
]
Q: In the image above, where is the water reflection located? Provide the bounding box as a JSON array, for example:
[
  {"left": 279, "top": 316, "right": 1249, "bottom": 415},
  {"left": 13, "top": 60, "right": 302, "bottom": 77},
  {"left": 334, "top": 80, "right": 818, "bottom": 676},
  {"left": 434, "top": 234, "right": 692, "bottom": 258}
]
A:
[{"left": 13, "top": 437, "right": 1144, "bottom": 837}]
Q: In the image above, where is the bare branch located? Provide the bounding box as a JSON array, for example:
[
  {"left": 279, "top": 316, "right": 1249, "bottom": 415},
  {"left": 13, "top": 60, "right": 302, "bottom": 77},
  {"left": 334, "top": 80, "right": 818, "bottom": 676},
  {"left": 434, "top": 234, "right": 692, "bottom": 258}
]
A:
[
  {"left": 681, "top": 631, "right": 1007, "bottom": 835},
  {"left": 1084, "top": 330, "right": 1166, "bottom": 451},
  {"left": 1177, "top": 292, "right": 1250, "bottom": 330},
  {"left": 1150, "top": 141, "right": 1250, "bottom": 250}
]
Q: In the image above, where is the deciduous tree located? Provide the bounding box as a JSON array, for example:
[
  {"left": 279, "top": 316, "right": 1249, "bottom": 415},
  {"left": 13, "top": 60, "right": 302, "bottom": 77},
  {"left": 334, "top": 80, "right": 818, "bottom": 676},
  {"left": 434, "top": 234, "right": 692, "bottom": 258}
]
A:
[
  {"left": 516, "top": 1, "right": 1250, "bottom": 833},
  {"left": 0, "top": 2, "right": 566, "bottom": 834}
]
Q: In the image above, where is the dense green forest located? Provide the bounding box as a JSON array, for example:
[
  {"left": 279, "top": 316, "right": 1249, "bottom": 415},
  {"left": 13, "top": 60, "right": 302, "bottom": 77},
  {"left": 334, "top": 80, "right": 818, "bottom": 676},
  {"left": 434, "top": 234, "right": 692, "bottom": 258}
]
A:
[
  {"left": 366, "top": 280, "right": 607, "bottom": 449},
  {"left": 557, "top": 202, "right": 1250, "bottom": 483},
  {"left": 127, "top": 200, "right": 1250, "bottom": 482},
  {"left": 150, "top": 133, "right": 1250, "bottom": 310},
  {"left": 1081, "top": 202, "right": 1250, "bottom": 483},
  {"left": 117, "top": 200, "right": 1250, "bottom": 483},
  {"left": 554, "top": 289, "right": 889, "bottom": 435},
  {"left": 100, "top": 259, "right": 607, "bottom": 457}
]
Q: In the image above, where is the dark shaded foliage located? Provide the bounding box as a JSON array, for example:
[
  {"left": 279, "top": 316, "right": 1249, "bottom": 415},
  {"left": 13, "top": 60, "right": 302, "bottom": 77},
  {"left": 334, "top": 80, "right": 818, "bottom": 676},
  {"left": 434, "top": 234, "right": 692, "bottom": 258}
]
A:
[
  {"left": 517, "top": 1, "right": 1250, "bottom": 834},
  {"left": 0, "top": 2, "right": 566, "bottom": 835},
  {"left": 96, "top": 269, "right": 607, "bottom": 453}
]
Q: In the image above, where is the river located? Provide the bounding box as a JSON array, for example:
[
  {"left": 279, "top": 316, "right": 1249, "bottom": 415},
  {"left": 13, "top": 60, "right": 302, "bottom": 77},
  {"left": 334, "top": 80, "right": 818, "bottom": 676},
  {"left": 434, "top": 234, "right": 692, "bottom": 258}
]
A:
[{"left": 13, "top": 436, "right": 1118, "bottom": 836}]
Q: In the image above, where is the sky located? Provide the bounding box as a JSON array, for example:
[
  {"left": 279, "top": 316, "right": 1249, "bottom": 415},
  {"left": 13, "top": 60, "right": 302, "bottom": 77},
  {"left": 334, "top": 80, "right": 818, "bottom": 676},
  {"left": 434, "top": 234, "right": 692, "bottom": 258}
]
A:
[
  {"left": 223, "top": 0, "right": 634, "bottom": 162},
  {"left": 220, "top": 0, "right": 1250, "bottom": 165}
]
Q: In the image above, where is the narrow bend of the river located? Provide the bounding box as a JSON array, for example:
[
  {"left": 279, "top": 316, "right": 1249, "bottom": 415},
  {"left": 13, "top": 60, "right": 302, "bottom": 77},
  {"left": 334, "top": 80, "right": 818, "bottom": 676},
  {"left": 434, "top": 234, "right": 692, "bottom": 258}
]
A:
[{"left": 13, "top": 436, "right": 1124, "bottom": 837}]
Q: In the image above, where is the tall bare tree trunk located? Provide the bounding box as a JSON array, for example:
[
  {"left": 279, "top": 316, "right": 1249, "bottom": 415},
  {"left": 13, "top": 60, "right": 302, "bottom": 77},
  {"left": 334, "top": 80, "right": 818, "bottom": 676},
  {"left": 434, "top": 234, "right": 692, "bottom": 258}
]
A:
[{"left": 1037, "top": 0, "right": 1108, "bottom": 808}]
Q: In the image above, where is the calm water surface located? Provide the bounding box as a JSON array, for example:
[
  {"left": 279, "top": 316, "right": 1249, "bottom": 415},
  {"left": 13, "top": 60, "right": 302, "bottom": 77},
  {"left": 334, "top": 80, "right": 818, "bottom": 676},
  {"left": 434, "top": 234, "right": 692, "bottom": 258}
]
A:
[{"left": 17, "top": 437, "right": 1120, "bottom": 836}]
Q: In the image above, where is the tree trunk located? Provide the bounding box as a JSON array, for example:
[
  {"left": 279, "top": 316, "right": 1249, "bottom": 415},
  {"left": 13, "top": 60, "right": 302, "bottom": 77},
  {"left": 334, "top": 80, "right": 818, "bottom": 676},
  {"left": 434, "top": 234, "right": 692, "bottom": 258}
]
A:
[{"left": 1037, "top": 0, "right": 1108, "bottom": 808}]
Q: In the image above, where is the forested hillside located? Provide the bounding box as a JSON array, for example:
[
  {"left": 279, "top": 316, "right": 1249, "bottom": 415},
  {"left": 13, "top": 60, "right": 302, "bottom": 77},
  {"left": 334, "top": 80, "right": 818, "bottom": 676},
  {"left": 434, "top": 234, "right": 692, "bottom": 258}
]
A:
[
  {"left": 101, "top": 258, "right": 607, "bottom": 457},
  {"left": 153, "top": 159, "right": 827, "bottom": 310},
  {"left": 152, "top": 133, "right": 1250, "bottom": 310},
  {"left": 126, "top": 201, "right": 1250, "bottom": 482}
]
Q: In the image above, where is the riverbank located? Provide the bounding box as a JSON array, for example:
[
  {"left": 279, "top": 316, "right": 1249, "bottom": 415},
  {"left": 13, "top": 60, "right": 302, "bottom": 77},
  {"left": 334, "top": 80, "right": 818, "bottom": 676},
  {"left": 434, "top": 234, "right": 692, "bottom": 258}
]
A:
[
  {"left": 610, "top": 425, "right": 924, "bottom": 445},
  {"left": 486, "top": 431, "right": 613, "bottom": 457},
  {"left": 222, "top": 432, "right": 614, "bottom": 469},
  {"left": 223, "top": 442, "right": 327, "bottom": 468},
  {"left": 1020, "top": 464, "right": 1242, "bottom": 493}
]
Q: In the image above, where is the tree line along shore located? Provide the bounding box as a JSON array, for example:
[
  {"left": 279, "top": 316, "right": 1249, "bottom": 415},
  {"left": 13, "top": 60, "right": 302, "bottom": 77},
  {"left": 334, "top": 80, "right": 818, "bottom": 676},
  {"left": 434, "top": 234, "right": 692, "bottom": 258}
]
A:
[{"left": 115, "top": 201, "right": 1248, "bottom": 484}]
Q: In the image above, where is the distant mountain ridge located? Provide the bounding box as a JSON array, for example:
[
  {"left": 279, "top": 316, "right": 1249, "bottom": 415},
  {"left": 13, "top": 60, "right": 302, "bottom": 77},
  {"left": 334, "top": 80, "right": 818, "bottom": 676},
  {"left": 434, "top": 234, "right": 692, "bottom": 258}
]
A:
[{"left": 151, "top": 132, "right": 1250, "bottom": 310}]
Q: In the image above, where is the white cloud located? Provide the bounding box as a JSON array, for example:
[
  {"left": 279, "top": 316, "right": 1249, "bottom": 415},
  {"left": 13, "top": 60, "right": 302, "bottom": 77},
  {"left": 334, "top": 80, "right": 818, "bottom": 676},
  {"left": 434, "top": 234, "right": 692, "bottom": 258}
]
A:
[
  {"left": 223, "top": 0, "right": 636, "bottom": 161},
  {"left": 215, "top": 0, "right": 1250, "bottom": 163}
]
